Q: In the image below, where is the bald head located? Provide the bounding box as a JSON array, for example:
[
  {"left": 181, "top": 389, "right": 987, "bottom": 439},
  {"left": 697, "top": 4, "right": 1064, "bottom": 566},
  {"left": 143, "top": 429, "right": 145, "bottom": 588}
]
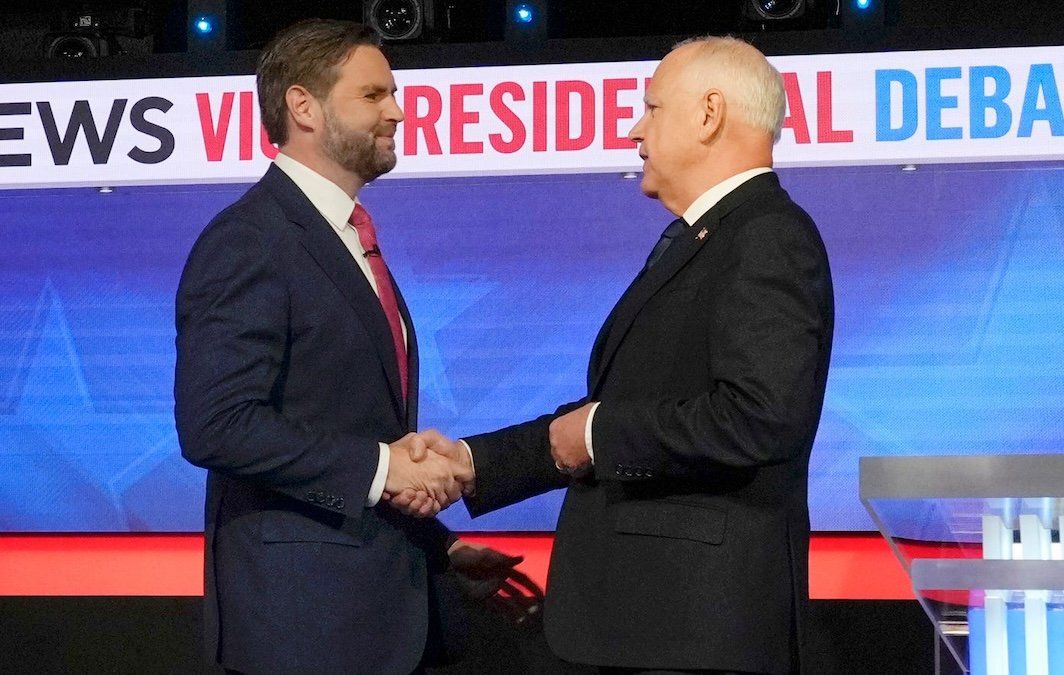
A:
[
  {"left": 627, "top": 36, "right": 782, "bottom": 215},
  {"left": 671, "top": 37, "right": 786, "bottom": 143}
]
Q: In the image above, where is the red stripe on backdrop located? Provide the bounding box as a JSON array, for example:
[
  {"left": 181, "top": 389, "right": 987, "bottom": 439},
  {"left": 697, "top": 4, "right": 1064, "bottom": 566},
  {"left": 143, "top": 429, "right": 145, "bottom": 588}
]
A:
[{"left": 0, "top": 532, "right": 913, "bottom": 599}]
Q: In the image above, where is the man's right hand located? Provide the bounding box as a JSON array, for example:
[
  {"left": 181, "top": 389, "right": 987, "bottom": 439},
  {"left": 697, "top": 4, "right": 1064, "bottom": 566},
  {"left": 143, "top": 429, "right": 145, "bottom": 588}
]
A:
[
  {"left": 384, "top": 432, "right": 473, "bottom": 517},
  {"left": 385, "top": 430, "right": 475, "bottom": 516}
]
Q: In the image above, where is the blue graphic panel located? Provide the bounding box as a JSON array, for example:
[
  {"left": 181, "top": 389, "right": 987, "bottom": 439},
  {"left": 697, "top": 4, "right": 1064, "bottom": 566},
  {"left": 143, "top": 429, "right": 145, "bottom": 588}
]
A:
[{"left": 0, "top": 163, "right": 1061, "bottom": 532}]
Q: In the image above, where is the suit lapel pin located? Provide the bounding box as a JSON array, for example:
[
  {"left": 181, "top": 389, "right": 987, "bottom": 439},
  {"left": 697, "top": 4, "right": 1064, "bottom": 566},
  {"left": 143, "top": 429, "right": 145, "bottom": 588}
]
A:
[{"left": 696, "top": 227, "right": 708, "bottom": 240}]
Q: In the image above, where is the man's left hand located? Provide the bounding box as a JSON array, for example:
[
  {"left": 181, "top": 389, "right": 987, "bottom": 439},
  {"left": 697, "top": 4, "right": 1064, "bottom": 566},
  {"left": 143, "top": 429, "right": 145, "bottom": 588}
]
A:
[
  {"left": 549, "top": 403, "right": 594, "bottom": 475},
  {"left": 447, "top": 540, "right": 524, "bottom": 600}
]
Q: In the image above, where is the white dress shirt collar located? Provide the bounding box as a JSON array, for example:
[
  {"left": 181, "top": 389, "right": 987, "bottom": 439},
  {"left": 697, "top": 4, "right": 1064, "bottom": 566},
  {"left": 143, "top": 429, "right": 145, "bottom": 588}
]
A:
[
  {"left": 273, "top": 152, "right": 359, "bottom": 234},
  {"left": 681, "top": 167, "right": 773, "bottom": 226}
]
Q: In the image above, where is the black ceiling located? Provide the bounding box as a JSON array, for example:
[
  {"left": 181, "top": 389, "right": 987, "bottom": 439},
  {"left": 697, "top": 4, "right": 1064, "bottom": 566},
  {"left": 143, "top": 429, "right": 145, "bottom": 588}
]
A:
[{"left": 0, "top": 0, "right": 1061, "bottom": 82}]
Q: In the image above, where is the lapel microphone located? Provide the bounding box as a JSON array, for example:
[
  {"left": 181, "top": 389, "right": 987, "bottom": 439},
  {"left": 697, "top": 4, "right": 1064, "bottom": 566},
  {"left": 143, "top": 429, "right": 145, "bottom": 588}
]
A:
[{"left": 363, "top": 245, "right": 381, "bottom": 258}]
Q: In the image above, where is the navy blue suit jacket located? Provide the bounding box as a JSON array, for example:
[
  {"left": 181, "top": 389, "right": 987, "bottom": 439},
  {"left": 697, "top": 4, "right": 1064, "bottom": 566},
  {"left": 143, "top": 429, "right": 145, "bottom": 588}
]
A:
[{"left": 175, "top": 165, "right": 451, "bottom": 674}]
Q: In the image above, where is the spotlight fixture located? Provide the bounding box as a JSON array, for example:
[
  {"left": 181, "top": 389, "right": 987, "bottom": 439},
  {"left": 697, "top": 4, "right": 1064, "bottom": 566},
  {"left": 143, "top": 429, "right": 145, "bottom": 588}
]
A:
[
  {"left": 187, "top": 1, "right": 225, "bottom": 53},
  {"left": 747, "top": 0, "right": 806, "bottom": 20},
  {"left": 363, "top": 0, "right": 432, "bottom": 42},
  {"left": 42, "top": 7, "right": 149, "bottom": 59},
  {"left": 505, "top": 0, "right": 547, "bottom": 42},
  {"left": 43, "top": 12, "right": 115, "bottom": 58},
  {"left": 513, "top": 3, "right": 535, "bottom": 24},
  {"left": 193, "top": 16, "right": 215, "bottom": 36},
  {"left": 740, "top": 0, "right": 838, "bottom": 29}
]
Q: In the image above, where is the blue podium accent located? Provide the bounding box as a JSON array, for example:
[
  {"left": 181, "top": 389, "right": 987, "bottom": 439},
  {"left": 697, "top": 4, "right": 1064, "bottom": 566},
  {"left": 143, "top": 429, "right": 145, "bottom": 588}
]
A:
[{"left": 968, "top": 604, "right": 1064, "bottom": 675}]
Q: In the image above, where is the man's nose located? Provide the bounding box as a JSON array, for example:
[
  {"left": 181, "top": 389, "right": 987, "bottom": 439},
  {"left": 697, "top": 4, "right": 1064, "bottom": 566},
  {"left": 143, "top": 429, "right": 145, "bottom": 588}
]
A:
[
  {"left": 385, "top": 95, "right": 404, "bottom": 123},
  {"left": 628, "top": 116, "right": 645, "bottom": 143}
]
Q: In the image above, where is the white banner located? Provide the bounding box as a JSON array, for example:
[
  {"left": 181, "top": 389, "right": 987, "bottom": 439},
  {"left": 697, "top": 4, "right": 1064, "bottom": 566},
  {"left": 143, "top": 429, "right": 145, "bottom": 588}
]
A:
[{"left": 0, "top": 45, "right": 1061, "bottom": 189}]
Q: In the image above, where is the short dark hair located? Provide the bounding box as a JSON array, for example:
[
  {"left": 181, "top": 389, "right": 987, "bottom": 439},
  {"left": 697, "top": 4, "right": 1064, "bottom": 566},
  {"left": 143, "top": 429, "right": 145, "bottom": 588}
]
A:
[{"left": 257, "top": 19, "right": 382, "bottom": 146}]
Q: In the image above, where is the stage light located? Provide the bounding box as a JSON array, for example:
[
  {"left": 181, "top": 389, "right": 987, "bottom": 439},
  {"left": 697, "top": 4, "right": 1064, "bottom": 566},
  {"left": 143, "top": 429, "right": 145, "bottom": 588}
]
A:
[
  {"left": 747, "top": 0, "right": 805, "bottom": 20},
  {"left": 43, "top": 12, "right": 115, "bottom": 58},
  {"left": 514, "top": 3, "right": 535, "bottom": 24},
  {"left": 740, "top": 0, "right": 837, "bottom": 28},
  {"left": 193, "top": 16, "right": 214, "bottom": 36},
  {"left": 364, "top": 0, "right": 427, "bottom": 42},
  {"left": 855, "top": 0, "right": 871, "bottom": 9},
  {"left": 505, "top": 0, "right": 547, "bottom": 41}
]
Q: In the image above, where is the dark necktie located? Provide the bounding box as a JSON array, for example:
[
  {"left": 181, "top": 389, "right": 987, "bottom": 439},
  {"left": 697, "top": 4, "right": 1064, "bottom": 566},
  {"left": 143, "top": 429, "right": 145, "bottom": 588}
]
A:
[
  {"left": 350, "top": 204, "right": 408, "bottom": 401},
  {"left": 640, "top": 217, "right": 687, "bottom": 275}
]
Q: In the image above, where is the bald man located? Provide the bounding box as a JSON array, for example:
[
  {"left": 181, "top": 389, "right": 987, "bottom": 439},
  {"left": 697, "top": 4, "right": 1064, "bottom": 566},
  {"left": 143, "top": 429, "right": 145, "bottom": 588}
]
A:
[{"left": 401, "top": 37, "right": 834, "bottom": 674}]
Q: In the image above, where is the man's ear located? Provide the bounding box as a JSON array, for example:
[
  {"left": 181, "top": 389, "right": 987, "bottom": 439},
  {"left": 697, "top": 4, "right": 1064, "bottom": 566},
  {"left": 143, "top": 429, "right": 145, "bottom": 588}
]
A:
[
  {"left": 698, "top": 89, "right": 725, "bottom": 143},
  {"left": 285, "top": 85, "right": 321, "bottom": 135}
]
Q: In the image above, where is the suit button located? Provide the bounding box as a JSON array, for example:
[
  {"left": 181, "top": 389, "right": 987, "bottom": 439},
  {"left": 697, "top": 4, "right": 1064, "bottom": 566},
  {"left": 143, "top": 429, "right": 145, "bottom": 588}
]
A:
[
  {"left": 634, "top": 468, "right": 644, "bottom": 477},
  {"left": 334, "top": 497, "right": 345, "bottom": 511}
]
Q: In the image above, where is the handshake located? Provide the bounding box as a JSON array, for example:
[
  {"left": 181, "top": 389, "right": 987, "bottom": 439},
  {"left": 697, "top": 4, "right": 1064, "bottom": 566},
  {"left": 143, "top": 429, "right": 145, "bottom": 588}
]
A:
[
  {"left": 380, "top": 402, "right": 597, "bottom": 519},
  {"left": 382, "top": 430, "right": 474, "bottom": 517}
]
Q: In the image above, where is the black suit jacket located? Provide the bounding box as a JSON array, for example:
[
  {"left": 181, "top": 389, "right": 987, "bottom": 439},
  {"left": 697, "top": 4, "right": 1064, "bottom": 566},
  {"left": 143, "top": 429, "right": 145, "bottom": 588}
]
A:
[
  {"left": 174, "top": 165, "right": 451, "bottom": 674},
  {"left": 465, "top": 173, "right": 834, "bottom": 674}
]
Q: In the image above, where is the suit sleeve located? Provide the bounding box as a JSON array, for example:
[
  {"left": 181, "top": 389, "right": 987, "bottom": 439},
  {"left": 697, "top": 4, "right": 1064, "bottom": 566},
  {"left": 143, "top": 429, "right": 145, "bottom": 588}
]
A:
[
  {"left": 591, "top": 211, "right": 832, "bottom": 480},
  {"left": 461, "top": 399, "right": 585, "bottom": 516},
  {"left": 174, "top": 216, "right": 380, "bottom": 523}
]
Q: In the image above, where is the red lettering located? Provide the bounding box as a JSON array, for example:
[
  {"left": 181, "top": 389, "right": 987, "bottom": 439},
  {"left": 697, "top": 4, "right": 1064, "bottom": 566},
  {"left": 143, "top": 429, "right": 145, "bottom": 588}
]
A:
[
  {"left": 259, "top": 124, "right": 279, "bottom": 160},
  {"left": 816, "top": 71, "right": 853, "bottom": 143},
  {"left": 603, "top": 78, "right": 638, "bottom": 150},
  {"left": 403, "top": 86, "right": 443, "bottom": 156},
  {"left": 489, "top": 82, "right": 526, "bottom": 154},
  {"left": 196, "top": 92, "right": 234, "bottom": 162},
  {"left": 781, "top": 72, "right": 811, "bottom": 144},
  {"left": 533, "top": 81, "right": 547, "bottom": 152},
  {"left": 239, "top": 91, "right": 254, "bottom": 160},
  {"left": 556, "top": 80, "right": 595, "bottom": 151},
  {"left": 450, "top": 83, "right": 483, "bottom": 154}
]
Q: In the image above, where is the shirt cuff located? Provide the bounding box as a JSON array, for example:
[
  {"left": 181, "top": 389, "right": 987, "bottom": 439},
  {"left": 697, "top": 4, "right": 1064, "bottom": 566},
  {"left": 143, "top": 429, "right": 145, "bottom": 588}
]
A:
[
  {"left": 584, "top": 402, "right": 601, "bottom": 463},
  {"left": 457, "top": 439, "right": 476, "bottom": 477},
  {"left": 366, "top": 442, "right": 390, "bottom": 506}
]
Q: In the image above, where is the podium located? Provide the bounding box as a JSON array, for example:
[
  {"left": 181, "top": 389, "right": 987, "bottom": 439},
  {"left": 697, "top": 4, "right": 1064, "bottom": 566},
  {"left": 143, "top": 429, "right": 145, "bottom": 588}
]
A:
[{"left": 860, "top": 455, "right": 1064, "bottom": 675}]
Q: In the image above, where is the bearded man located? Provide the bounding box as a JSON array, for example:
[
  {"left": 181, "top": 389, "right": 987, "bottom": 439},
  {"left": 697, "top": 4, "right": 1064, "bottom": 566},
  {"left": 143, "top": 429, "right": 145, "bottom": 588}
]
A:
[{"left": 174, "top": 20, "right": 507, "bottom": 674}]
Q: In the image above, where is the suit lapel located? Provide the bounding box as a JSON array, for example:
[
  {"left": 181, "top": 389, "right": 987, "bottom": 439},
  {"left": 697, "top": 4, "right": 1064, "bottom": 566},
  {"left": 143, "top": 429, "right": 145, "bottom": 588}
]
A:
[
  {"left": 589, "top": 219, "right": 715, "bottom": 395},
  {"left": 262, "top": 166, "right": 407, "bottom": 417},
  {"left": 589, "top": 172, "right": 782, "bottom": 395}
]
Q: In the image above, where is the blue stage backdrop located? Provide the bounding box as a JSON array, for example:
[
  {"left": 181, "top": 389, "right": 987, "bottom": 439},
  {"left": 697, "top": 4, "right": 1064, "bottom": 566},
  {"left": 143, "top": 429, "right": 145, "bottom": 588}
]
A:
[{"left": 0, "top": 162, "right": 1061, "bottom": 532}]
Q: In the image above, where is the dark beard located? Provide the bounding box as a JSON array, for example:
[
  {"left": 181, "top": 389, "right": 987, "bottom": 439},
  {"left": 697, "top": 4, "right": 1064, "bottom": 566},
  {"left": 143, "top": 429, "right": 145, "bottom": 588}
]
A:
[{"left": 322, "top": 110, "right": 397, "bottom": 183}]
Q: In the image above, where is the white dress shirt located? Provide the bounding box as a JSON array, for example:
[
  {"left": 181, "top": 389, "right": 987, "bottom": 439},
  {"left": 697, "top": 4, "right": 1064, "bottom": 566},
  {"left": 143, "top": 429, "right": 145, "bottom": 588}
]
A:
[
  {"left": 582, "top": 167, "right": 774, "bottom": 462},
  {"left": 274, "top": 152, "right": 406, "bottom": 506}
]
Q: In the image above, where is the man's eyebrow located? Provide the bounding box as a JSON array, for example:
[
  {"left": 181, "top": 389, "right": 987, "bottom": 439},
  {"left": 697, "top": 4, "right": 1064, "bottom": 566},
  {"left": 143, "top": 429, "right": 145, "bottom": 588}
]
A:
[{"left": 360, "top": 84, "right": 395, "bottom": 95}]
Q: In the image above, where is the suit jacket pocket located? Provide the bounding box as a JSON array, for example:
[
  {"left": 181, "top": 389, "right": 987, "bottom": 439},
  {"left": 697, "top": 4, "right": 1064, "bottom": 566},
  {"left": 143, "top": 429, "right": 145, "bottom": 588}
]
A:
[
  {"left": 260, "top": 509, "right": 362, "bottom": 547},
  {"left": 612, "top": 499, "right": 727, "bottom": 545}
]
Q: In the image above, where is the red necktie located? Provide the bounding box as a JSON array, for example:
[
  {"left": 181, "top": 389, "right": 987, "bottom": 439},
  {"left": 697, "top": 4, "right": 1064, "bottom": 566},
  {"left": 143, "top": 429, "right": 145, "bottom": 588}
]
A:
[{"left": 350, "top": 204, "right": 408, "bottom": 401}]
